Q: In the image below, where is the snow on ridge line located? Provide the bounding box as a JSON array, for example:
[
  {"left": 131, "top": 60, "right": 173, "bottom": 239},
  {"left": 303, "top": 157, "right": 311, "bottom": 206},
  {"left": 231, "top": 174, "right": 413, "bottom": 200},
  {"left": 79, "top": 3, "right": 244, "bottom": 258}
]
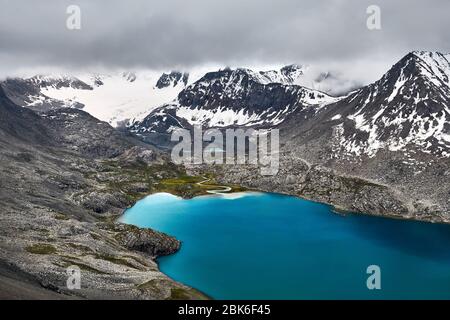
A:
[
  {"left": 39, "top": 70, "right": 196, "bottom": 127},
  {"left": 20, "top": 61, "right": 353, "bottom": 130},
  {"left": 30, "top": 65, "right": 313, "bottom": 127},
  {"left": 412, "top": 51, "right": 450, "bottom": 89},
  {"left": 136, "top": 82, "right": 340, "bottom": 131},
  {"left": 445, "top": 53, "right": 450, "bottom": 63},
  {"left": 332, "top": 51, "right": 450, "bottom": 160}
]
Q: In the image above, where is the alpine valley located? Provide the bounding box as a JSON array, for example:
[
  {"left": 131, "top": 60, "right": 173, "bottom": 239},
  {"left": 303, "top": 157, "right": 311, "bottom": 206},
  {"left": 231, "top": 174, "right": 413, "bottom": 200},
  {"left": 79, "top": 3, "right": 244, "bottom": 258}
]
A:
[{"left": 1, "top": 51, "right": 450, "bottom": 299}]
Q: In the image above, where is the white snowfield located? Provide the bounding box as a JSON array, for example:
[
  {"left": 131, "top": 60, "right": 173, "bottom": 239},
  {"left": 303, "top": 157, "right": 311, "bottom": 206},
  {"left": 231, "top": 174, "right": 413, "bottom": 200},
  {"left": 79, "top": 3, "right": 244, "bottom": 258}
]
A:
[{"left": 39, "top": 71, "right": 204, "bottom": 127}]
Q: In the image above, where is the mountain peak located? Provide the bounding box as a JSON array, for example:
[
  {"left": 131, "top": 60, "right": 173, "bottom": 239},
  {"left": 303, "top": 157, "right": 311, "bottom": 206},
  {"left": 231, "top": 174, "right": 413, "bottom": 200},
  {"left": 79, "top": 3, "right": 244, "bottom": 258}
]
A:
[
  {"left": 411, "top": 50, "right": 447, "bottom": 60},
  {"left": 407, "top": 51, "right": 450, "bottom": 90},
  {"left": 155, "top": 71, "right": 189, "bottom": 89},
  {"left": 280, "top": 64, "right": 304, "bottom": 77},
  {"left": 28, "top": 74, "right": 93, "bottom": 90},
  {"left": 321, "top": 50, "right": 450, "bottom": 159},
  {"left": 122, "top": 72, "right": 137, "bottom": 82},
  {"left": 197, "top": 65, "right": 306, "bottom": 88}
]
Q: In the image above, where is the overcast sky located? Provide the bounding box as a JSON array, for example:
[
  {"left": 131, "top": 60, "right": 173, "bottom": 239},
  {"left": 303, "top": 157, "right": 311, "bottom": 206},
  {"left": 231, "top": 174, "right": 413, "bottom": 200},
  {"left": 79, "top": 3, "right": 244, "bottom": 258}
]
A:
[{"left": 0, "top": 0, "right": 449, "bottom": 86}]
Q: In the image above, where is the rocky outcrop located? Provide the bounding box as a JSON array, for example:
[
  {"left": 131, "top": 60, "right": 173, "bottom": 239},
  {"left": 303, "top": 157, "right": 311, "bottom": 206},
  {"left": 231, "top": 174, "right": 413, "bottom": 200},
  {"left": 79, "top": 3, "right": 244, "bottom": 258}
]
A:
[
  {"left": 155, "top": 71, "right": 189, "bottom": 89},
  {"left": 81, "top": 191, "right": 130, "bottom": 214},
  {"left": 109, "top": 223, "right": 180, "bottom": 257},
  {"left": 114, "top": 146, "right": 158, "bottom": 165},
  {"left": 1, "top": 77, "right": 87, "bottom": 112}
]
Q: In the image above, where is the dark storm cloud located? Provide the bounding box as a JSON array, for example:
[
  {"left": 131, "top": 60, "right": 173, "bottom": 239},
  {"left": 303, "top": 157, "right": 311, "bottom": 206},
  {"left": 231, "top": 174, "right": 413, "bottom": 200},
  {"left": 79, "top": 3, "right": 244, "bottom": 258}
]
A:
[{"left": 0, "top": 0, "right": 449, "bottom": 81}]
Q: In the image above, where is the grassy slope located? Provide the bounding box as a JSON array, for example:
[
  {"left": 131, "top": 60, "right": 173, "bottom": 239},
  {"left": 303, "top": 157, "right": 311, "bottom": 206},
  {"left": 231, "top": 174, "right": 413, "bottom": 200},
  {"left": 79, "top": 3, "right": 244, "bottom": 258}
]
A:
[{"left": 98, "top": 160, "right": 246, "bottom": 204}]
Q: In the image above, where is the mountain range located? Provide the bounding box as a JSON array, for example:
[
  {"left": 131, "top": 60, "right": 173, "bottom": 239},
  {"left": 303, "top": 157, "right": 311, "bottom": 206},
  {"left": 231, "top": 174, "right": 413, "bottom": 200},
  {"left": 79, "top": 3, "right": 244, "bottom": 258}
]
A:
[
  {"left": 1, "top": 64, "right": 325, "bottom": 127},
  {"left": 275, "top": 51, "right": 450, "bottom": 221},
  {"left": 1, "top": 50, "right": 450, "bottom": 299},
  {"left": 1, "top": 51, "right": 450, "bottom": 219}
]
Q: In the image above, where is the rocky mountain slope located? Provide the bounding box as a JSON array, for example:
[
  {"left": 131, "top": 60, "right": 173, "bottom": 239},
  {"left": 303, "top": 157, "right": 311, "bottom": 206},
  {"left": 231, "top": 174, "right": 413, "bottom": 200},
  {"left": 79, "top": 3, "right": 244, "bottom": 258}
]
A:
[
  {"left": 127, "top": 51, "right": 450, "bottom": 222},
  {"left": 3, "top": 51, "right": 448, "bottom": 223},
  {"left": 1, "top": 64, "right": 323, "bottom": 129},
  {"left": 1, "top": 50, "right": 449, "bottom": 299},
  {"left": 281, "top": 51, "right": 450, "bottom": 169},
  {"left": 0, "top": 86, "right": 206, "bottom": 299},
  {"left": 310, "top": 51, "right": 450, "bottom": 159},
  {"left": 160, "top": 51, "right": 449, "bottom": 223},
  {"left": 130, "top": 67, "right": 339, "bottom": 135},
  {"left": 1, "top": 50, "right": 450, "bottom": 300},
  {"left": 212, "top": 51, "right": 450, "bottom": 222}
]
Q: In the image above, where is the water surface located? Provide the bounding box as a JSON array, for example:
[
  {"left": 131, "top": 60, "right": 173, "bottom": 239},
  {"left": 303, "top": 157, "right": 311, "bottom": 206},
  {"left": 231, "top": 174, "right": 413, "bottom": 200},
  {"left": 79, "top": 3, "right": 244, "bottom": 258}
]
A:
[{"left": 120, "top": 192, "right": 450, "bottom": 299}]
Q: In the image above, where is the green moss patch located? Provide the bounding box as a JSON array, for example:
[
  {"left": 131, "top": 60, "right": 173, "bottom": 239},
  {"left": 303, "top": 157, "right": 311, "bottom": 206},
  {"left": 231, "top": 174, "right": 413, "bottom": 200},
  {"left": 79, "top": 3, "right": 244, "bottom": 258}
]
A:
[
  {"left": 94, "top": 253, "right": 141, "bottom": 270},
  {"left": 54, "top": 213, "right": 70, "bottom": 220},
  {"left": 25, "top": 243, "right": 57, "bottom": 255},
  {"left": 66, "top": 242, "right": 94, "bottom": 254}
]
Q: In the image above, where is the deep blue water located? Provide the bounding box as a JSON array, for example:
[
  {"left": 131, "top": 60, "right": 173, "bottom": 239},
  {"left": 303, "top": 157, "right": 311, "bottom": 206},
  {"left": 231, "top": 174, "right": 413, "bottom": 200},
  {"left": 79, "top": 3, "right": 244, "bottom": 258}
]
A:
[{"left": 120, "top": 192, "right": 450, "bottom": 299}]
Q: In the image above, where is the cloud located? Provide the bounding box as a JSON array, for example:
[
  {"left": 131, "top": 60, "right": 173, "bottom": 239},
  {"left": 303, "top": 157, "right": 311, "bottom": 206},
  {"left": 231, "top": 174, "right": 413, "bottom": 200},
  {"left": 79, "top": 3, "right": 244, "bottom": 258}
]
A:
[{"left": 0, "top": 0, "right": 449, "bottom": 87}]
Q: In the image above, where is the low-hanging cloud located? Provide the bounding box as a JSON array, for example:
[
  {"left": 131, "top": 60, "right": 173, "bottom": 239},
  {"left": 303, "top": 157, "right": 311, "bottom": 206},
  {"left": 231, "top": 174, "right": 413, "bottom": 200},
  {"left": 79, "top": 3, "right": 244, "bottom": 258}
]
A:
[{"left": 0, "top": 0, "right": 449, "bottom": 87}]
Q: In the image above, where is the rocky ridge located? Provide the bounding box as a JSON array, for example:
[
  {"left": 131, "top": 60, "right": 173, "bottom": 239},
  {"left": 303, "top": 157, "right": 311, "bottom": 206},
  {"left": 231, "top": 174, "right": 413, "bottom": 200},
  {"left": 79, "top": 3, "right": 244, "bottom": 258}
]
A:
[{"left": 0, "top": 87, "right": 207, "bottom": 299}]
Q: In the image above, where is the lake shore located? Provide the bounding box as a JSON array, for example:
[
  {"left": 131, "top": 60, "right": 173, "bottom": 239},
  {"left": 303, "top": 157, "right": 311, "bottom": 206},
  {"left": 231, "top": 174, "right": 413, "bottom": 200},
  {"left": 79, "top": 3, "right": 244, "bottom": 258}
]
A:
[{"left": 121, "top": 191, "right": 450, "bottom": 299}]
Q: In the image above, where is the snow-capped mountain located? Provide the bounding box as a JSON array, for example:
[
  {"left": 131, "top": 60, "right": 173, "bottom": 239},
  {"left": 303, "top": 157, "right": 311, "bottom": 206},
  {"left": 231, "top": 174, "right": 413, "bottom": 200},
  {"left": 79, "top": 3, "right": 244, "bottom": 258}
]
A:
[
  {"left": 272, "top": 51, "right": 450, "bottom": 219},
  {"left": 1, "top": 71, "right": 196, "bottom": 127},
  {"left": 155, "top": 71, "right": 189, "bottom": 89},
  {"left": 0, "top": 64, "right": 327, "bottom": 128},
  {"left": 232, "top": 64, "right": 358, "bottom": 95},
  {"left": 1, "top": 51, "right": 449, "bottom": 219},
  {"left": 130, "top": 67, "right": 339, "bottom": 134},
  {"left": 244, "top": 64, "right": 305, "bottom": 85},
  {"left": 311, "top": 51, "right": 450, "bottom": 159},
  {"left": 269, "top": 49, "right": 450, "bottom": 216},
  {"left": 1, "top": 75, "right": 88, "bottom": 111},
  {"left": 41, "top": 71, "right": 193, "bottom": 127}
]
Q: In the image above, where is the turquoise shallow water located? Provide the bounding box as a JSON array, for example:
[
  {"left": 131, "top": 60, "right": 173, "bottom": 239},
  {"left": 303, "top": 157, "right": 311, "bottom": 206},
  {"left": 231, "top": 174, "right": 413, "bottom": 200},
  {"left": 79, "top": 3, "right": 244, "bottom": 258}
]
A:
[{"left": 120, "top": 192, "right": 450, "bottom": 299}]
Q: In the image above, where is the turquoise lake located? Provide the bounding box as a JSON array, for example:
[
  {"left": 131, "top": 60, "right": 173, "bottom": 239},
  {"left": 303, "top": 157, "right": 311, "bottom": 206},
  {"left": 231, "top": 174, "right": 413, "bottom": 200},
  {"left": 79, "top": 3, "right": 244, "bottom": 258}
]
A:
[{"left": 120, "top": 192, "right": 450, "bottom": 299}]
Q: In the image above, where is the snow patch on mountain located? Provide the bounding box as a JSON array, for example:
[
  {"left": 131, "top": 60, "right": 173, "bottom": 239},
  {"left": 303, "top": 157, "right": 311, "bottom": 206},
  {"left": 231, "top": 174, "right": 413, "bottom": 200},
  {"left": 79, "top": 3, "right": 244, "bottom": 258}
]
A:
[
  {"left": 130, "top": 66, "right": 341, "bottom": 134},
  {"left": 413, "top": 51, "right": 450, "bottom": 89},
  {"left": 39, "top": 72, "right": 187, "bottom": 127},
  {"left": 343, "top": 107, "right": 449, "bottom": 158},
  {"left": 20, "top": 64, "right": 334, "bottom": 127},
  {"left": 331, "top": 51, "right": 450, "bottom": 159},
  {"left": 177, "top": 105, "right": 265, "bottom": 127}
]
